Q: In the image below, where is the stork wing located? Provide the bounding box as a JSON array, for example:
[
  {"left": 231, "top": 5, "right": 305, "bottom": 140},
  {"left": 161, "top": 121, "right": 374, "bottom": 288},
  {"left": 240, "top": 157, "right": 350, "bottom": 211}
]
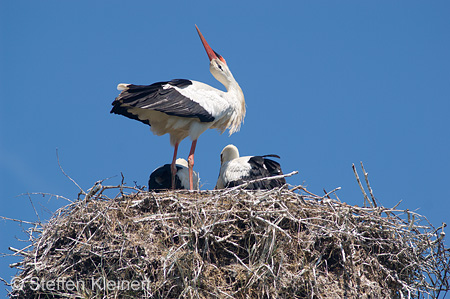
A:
[
  {"left": 111, "top": 79, "right": 215, "bottom": 124},
  {"left": 249, "top": 155, "right": 286, "bottom": 188}
]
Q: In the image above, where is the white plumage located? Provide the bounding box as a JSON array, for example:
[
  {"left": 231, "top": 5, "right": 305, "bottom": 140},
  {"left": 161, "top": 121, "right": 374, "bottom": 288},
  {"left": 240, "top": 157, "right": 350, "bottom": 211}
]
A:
[{"left": 215, "top": 144, "right": 286, "bottom": 190}]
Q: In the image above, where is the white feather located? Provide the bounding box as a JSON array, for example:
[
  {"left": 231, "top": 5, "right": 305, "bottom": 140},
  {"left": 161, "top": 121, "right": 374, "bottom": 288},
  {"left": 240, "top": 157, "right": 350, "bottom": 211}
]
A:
[
  {"left": 216, "top": 144, "right": 252, "bottom": 189},
  {"left": 174, "top": 158, "right": 200, "bottom": 190},
  {"left": 117, "top": 83, "right": 129, "bottom": 91},
  {"left": 216, "top": 157, "right": 252, "bottom": 189}
]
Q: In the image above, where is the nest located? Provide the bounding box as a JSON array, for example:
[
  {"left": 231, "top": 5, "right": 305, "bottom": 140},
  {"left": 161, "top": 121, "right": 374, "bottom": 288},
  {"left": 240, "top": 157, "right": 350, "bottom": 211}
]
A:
[{"left": 5, "top": 172, "right": 450, "bottom": 298}]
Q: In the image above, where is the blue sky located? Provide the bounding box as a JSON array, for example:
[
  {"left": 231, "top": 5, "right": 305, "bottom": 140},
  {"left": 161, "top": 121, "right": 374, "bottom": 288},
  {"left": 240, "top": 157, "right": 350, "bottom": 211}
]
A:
[{"left": 1, "top": 1, "right": 449, "bottom": 296}]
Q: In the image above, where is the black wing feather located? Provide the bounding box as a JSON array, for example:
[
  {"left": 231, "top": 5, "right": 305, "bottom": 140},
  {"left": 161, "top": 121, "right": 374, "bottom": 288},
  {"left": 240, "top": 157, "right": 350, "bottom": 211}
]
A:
[
  {"left": 262, "top": 157, "right": 286, "bottom": 188},
  {"left": 111, "top": 79, "right": 215, "bottom": 124},
  {"left": 148, "top": 164, "right": 184, "bottom": 192},
  {"left": 226, "top": 155, "right": 286, "bottom": 190},
  {"left": 261, "top": 154, "right": 281, "bottom": 159}
]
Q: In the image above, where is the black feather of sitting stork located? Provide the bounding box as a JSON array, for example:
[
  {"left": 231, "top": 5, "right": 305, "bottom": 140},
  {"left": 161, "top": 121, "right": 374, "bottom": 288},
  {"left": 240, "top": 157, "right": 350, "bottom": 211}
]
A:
[
  {"left": 258, "top": 154, "right": 283, "bottom": 177},
  {"left": 148, "top": 158, "right": 199, "bottom": 192},
  {"left": 225, "top": 155, "right": 286, "bottom": 189},
  {"left": 148, "top": 164, "right": 184, "bottom": 192}
]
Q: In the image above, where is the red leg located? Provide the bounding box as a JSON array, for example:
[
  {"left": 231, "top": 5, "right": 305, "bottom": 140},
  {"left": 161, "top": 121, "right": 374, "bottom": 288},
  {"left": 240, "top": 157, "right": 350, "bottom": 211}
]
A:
[
  {"left": 188, "top": 140, "right": 197, "bottom": 190},
  {"left": 171, "top": 143, "right": 179, "bottom": 190}
]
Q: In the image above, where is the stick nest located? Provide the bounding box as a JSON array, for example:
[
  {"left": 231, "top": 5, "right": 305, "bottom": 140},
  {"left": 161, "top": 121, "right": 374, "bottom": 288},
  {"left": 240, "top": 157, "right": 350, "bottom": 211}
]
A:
[{"left": 7, "top": 183, "right": 450, "bottom": 298}]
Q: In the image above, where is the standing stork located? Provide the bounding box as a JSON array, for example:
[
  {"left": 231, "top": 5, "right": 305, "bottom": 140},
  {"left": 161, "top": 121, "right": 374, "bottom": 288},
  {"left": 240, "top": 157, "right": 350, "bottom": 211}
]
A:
[
  {"left": 111, "top": 25, "right": 245, "bottom": 190},
  {"left": 215, "top": 144, "right": 286, "bottom": 190}
]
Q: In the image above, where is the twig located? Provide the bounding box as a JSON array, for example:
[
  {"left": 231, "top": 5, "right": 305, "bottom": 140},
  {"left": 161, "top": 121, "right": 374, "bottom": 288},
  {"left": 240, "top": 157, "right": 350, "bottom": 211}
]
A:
[
  {"left": 291, "top": 185, "right": 320, "bottom": 198},
  {"left": 360, "top": 162, "right": 378, "bottom": 208},
  {"left": 0, "top": 216, "right": 36, "bottom": 225},
  {"left": 320, "top": 187, "right": 341, "bottom": 200},
  {"left": 9, "top": 246, "right": 33, "bottom": 257},
  {"left": 17, "top": 192, "right": 73, "bottom": 204},
  {"left": 56, "top": 148, "right": 85, "bottom": 195},
  {"left": 26, "top": 193, "right": 41, "bottom": 224},
  {"left": 352, "top": 163, "right": 373, "bottom": 208}
]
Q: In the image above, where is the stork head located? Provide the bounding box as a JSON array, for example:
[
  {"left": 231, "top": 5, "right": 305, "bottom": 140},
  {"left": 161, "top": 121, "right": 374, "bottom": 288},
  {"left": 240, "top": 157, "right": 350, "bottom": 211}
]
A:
[
  {"left": 175, "top": 158, "right": 189, "bottom": 168},
  {"left": 195, "top": 25, "right": 234, "bottom": 88},
  {"left": 220, "top": 144, "right": 240, "bottom": 165},
  {"left": 195, "top": 25, "right": 226, "bottom": 63}
]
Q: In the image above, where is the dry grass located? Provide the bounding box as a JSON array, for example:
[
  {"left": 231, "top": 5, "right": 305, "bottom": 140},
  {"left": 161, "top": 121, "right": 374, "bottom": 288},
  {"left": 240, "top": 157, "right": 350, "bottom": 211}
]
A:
[{"left": 4, "top": 167, "right": 450, "bottom": 298}]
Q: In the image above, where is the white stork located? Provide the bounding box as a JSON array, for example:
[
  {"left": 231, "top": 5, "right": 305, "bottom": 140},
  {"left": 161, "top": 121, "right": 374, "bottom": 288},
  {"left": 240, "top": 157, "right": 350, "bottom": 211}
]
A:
[
  {"left": 111, "top": 25, "right": 245, "bottom": 190},
  {"left": 148, "top": 158, "right": 200, "bottom": 191},
  {"left": 215, "top": 144, "right": 286, "bottom": 190}
]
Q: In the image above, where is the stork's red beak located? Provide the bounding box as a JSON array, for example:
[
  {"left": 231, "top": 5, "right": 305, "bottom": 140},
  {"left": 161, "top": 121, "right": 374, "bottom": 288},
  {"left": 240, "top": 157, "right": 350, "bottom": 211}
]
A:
[{"left": 195, "top": 25, "right": 226, "bottom": 64}]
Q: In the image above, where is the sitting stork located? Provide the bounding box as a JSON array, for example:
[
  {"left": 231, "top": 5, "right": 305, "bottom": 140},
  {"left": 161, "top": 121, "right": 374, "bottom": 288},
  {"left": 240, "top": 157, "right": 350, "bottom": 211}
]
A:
[
  {"left": 215, "top": 144, "right": 286, "bottom": 190},
  {"left": 149, "top": 158, "right": 199, "bottom": 191}
]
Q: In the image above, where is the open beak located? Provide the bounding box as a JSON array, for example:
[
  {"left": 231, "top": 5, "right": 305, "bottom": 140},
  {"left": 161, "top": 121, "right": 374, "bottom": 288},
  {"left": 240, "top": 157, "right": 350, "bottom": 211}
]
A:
[{"left": 195, "top": 25, "right": 226, "bottom": 64}]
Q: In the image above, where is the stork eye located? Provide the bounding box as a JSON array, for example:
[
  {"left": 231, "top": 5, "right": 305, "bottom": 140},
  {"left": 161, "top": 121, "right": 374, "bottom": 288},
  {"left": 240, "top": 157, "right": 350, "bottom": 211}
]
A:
[{"left": 216, "top": 62, "right": 223, "bottom": 71}]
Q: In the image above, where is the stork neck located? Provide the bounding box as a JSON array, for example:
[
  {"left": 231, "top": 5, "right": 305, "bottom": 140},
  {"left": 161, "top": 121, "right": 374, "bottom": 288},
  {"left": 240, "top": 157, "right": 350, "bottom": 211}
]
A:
[
  {"left": 225, "top": 79, "right": 240, "bottom": 93},
  {"left": 224, "top": 81, "right": 245, "bottom": 114}
]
